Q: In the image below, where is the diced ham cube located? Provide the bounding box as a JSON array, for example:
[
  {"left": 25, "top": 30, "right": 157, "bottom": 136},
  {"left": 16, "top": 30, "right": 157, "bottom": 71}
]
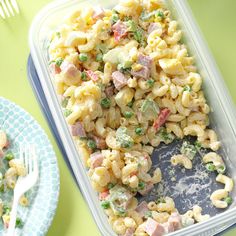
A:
[
  {"left": 131, "top": 66, "right": 150, "bottom": 80},
  {"left": 112, "top": 71, "right": 128, "bottom": 90},
  {"left": 86, "top": 70, "right": 99, "bottom": 81},
  {"left": 166, "top": 222, "right": 174, "bottom": 233},
  {"left": 60, "top": 60, "right": 79, "bottom": 78},
  {"left": 92, "top": 6, "right": 105, "bottom": 20},
  {"left": 112, "top": 20, "right": 128, "bottom": 42},
  {"left": 153, "top": 108, "right": 171, "bottom": 131},
  {"left": 92, "top": 135, "right": 107, "bottom": 149},
  {"left": 167, "top": 212, "right": 182, "bottom": 232},
  {"left": 161, "top": 222, "right": 170, "bottom": 234},
  {"left": 70, "top": 122, "right": 86, "bottom": 137},
  {"left": 49, "top": 63, "right": 61, "bottom": 75},
  {"left": 138, "top": 54, "right": 153, "bottom": 69},
  {"left": 123, "top": 227, "right": 135, "bottom": 236},
  {"left": 90, "top": 152, "right": 104, "bottom": 168},
  {"left": 138, "top": 182, "right": 154, "bottom": 196},
  {"left": 99, "top": 190, "right": 109, "bottom": 200},
  {"left": 104, "top": 85, "right": 114, "bottom": 97},
  {"left": 145, "top": 218, "right": 165, "bottom": 236},
  {"left": 136, "top": 201, "right": 149, "bottom": 218}
]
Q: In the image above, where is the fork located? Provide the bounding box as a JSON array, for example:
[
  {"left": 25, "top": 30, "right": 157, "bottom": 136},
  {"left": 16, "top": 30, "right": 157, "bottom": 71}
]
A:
[
  {"left": 0, "top": 0, "right": 19, "bottom": 19},
  {"left": 6, "top": 144, "right": 39, "bottom": 236}
]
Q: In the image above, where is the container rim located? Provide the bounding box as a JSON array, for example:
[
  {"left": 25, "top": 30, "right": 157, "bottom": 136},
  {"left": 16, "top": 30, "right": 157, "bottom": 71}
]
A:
[{"left": 29, "top": 0, "right": 236, "bottom": 235}]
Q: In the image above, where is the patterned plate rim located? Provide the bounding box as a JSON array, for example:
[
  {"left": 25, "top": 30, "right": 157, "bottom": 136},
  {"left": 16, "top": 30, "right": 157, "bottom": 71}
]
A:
[{"left": 0, "top": 96, "right": 60, "bottom": 236}]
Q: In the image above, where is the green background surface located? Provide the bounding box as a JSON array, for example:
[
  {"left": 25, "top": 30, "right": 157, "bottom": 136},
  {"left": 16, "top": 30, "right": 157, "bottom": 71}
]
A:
[{"left": 0, "top": 0, "right": 236, "bottom": 235}]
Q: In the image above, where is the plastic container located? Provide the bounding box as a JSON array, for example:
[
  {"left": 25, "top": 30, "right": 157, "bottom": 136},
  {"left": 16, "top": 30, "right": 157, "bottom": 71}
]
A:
[{"left": 29, "top": 0, "right": 236, "bottom": 235}]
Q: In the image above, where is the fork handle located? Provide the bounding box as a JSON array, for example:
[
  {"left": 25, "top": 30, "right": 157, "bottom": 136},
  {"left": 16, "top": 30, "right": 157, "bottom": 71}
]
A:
[{"left": 7, "top": 197, "right": 19, "bottom": 236}]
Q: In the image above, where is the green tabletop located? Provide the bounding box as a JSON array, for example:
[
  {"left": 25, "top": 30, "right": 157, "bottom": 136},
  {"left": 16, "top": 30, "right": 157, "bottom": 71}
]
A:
[{"left": 0, "top": 0, "right": 235, "bottom": 235}]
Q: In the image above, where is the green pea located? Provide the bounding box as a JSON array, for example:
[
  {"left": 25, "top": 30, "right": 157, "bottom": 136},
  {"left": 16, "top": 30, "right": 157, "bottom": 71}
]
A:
[
  {"left": 147, "top": 79, "right": 155, "bottom": 87},
  {"left": 81, "top": 72, "right": 87, "bottom": 81},
  {"left": 101, "top": 98, "right": 111, "bottom": 109},
  {"left": 87, "top": 140, "right": 96, "bottom": 150},
  {"left": 5, "top": 152, "right": 14, "bottom": 161},
  {"left": 124, "top": 111, "right": 133, "bottom": 119},
  {"left": 156, "top": 10, "right": 164, "bottom": 19},
  {"left": 78, "top": 53, "right": 88, "bottom": 62},
  {"left": 3, "top": 205, "right": 10, "bottom": 214},
  {"left": 138, "top": 182, "right": 145, "bottom": 190},
  {"left": 205, "top": 163, "right": 216, "bottom": 172},
  {"left": 135, "top": 127, "right": 143, "bottom": 136},
  {"left": 224, "top": 196, "right": 233, "bottom": 205},
  {"left": 101, "top": 201, "right": 110, "bottom": 209},
  {"left": 16, "top": 217, "right": 24, "bottom": 228}
]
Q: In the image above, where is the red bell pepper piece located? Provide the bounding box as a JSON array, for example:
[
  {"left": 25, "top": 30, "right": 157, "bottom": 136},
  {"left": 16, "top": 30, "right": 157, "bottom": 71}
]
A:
[{"left": 153, "top": 108, "right": 171, "bottom": 131}]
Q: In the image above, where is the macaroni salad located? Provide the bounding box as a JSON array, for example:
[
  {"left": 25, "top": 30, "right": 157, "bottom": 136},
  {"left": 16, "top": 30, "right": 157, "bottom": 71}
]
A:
[
  {"left": 0, "top": 130, "right": 28, "bottom": 229},
  {"left": 48, "top": 0, "right": 234, "bottom": 235}
]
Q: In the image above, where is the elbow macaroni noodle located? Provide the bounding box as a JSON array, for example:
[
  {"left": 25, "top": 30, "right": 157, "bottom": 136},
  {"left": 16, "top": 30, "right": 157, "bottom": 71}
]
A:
[
  {"left": 192, "top": 205, "right": 210, "bottom": 223},
  {"left": 48, "top": 1, "right": 234, "bottom": 235},
  {"left": 171, "top": 154, "right": 192, "bottom": 169},
  {"left": 210, "top": 189, "right": 229, "bottom": 208},
  {"left": 216, "top": 174, "right": 234, "bottom": 192}
]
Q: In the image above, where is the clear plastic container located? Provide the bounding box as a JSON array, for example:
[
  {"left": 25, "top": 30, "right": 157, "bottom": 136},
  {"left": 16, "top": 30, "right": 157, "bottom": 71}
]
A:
[{"left": 29, "top": 0, "right": 236, "bottom": 235}]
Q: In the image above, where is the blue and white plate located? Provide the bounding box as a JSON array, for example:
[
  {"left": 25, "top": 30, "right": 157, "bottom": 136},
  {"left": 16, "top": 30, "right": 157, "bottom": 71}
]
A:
[{"left": 0, "top": 97, "right": 60, "bottom": 236}]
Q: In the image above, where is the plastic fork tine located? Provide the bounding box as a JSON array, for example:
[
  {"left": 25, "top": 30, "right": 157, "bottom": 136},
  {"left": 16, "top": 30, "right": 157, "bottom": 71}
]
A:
[
  {"left": 19, "top": 144, "right": 23, "bottom": 162},
  {"left": 10, "top": 0, "right": 19, "bottom": 14},
  {"left": 32, "top": 146, "right": 38, "bottom": 174},
  {"left": 0, "top": 4, "right": 5, "bottom": 19},
  {"left": 1, "top": 0, "right": 10, "bottom": 17},
  {"left": 31, "top": 146, "right": 36, "bottom": 171},
  {"left": 29, "top": 146, "right": 33, "bottom": 173},
  {"left": 5, "top": 0, "right": 14, "bottom": 16},
  {"left": 24, "top": 146, "right": 29, "bottom": 173},
  {"left": 7, "top": 144, "right": 38, "bottom": 236},
  {"left": 27, "top": 145, "right": 31, "bottom": 173}
]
